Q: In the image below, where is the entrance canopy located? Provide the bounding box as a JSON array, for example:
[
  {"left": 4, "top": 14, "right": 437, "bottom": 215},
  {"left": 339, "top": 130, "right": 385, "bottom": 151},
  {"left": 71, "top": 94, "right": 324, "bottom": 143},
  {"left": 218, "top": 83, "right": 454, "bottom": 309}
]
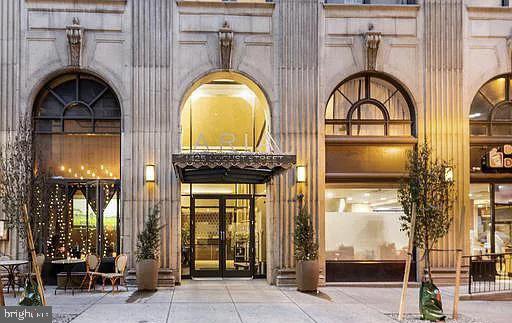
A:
[{"left": 172, "top": 151, "right": 296, "bottom": 184}]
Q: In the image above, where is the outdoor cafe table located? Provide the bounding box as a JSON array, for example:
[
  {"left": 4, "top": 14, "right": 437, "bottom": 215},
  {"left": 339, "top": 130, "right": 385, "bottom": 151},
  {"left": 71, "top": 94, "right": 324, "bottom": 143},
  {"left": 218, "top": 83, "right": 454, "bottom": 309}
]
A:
[
  {"left": 52, "top": 259, "right": 85, "bottom": 295},
  {"left": 0, "top": 259, "right": 28, "bottom": 297}
]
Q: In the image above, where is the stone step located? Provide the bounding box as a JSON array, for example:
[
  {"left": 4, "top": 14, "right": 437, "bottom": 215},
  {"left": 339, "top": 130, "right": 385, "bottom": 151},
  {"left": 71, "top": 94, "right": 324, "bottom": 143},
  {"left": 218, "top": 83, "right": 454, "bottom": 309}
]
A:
[
  {"left": 126, "top": 269, "right": 175, "bottom": 288},
  {"left": 275, "top": 268, "right": 296, "bottom": 287},
  {"left": 429, "top": 267, "right": 469, "bottom": 285}
]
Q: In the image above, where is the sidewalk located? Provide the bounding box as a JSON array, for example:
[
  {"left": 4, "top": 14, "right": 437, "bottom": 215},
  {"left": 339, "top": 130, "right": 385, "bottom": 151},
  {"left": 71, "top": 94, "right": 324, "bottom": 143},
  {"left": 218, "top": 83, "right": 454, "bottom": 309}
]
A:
[{"left": 3, "top": 280, "right": 511, "bottom": 323}]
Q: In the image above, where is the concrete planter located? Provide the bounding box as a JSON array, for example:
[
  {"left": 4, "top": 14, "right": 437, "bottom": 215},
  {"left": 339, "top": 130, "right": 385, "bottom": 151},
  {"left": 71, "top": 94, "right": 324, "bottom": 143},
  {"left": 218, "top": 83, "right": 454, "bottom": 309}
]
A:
[
  {"left": 296, "top": 260, "right": 319, "bottom": 292},
  {"left": 136, "top": 259, "right": 158, "bottom": 291}
]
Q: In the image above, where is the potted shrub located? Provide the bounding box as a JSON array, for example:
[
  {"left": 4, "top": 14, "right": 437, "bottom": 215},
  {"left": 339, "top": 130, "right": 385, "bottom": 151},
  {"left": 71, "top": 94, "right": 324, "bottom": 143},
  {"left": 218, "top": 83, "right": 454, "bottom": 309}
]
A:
[
  {"left": 136, "top": 205, "right": 161, "bottom": 291},
  {"left": 294, "top": 195, "right": 319, "bottom": 292}
]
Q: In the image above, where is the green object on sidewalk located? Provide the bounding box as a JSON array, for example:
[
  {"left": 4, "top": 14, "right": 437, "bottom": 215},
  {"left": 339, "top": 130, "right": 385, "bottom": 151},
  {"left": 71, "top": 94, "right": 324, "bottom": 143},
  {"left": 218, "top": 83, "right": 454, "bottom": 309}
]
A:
[
  {"left": 419, "top": 281, "right": 446, "bottom": 321},
  {"left": 18, "top": 277, "right": 43, "bottom": 306}
]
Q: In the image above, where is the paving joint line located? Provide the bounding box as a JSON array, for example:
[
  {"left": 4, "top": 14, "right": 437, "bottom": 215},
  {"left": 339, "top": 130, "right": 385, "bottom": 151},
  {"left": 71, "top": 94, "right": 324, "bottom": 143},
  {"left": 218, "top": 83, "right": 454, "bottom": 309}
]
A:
[
  {"left": 165, "top": 287, "right": 175, "bottom": 322},
  {"left": 333, "top": 288, "right": 398, "bottom": 321},
  {"left": 69, "top": 286, "right": 111, "bottom": 322},
  {"left": 226, "top": 284, "right": 244, "bottom": 323},
  {"left": 279, "top": 287, "right": 319, "bottom": 323}
]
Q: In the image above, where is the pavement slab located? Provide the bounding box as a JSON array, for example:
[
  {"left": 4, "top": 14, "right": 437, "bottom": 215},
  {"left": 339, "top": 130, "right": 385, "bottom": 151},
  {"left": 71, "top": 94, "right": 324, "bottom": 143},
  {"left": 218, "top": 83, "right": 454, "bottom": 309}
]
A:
[{"left": 3, "top": 282, "right": 510, "bottom": 323}]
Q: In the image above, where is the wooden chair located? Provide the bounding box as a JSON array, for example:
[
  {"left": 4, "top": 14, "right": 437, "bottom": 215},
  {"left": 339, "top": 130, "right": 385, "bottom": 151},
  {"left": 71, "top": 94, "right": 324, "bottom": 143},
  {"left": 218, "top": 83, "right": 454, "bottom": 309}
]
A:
[
  {"left": 79, "top": 254, "right": 100, "bottom": 292},
  {"left": 101, "top": 254, "right": 128, "bottom": 294}
]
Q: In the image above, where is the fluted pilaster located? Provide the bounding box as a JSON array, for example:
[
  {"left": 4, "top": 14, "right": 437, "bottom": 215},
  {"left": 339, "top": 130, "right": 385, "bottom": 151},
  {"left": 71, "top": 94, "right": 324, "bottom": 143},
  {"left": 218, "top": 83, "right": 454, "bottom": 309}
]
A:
[
  {"left": 272, "top": 0, "right": 322, "bottom": 281},
  {"left": 423, "top": 0, "right": 466, "bottom": 268},
  {"left": 125, "top": 0, "right": 175, "bottom": 270},
  {"left": 0, "top": 0, "right": 21, "bottom": 258}
]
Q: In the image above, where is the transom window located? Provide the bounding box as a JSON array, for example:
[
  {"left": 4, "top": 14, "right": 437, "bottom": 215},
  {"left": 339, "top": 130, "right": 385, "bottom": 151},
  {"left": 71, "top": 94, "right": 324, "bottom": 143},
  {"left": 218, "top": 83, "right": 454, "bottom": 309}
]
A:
[
  {"left": 470, "top": 75, "right": 512, "bottom": 137},
  {"left": 34, "top": 73, "right": 121, "bottom": 134},
  {"left": 325, "top": 72, "right": 415, "bottom": 137}
]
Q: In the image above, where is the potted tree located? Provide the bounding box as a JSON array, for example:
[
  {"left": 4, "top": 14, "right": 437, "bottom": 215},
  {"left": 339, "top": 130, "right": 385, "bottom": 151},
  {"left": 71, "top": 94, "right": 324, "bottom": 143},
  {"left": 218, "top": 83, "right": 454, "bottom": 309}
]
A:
[
  {"left": 0, "top": 115, "right": 46, "bottom": 306},
  {"left": 294, "top": 194, "right": 319, "bottom": 292},
  {"left": 136, "top": 205, "right": 161, "bottom": 291},
  {"left": 398, "top": 144, "right": 455, "bottom": 321}
]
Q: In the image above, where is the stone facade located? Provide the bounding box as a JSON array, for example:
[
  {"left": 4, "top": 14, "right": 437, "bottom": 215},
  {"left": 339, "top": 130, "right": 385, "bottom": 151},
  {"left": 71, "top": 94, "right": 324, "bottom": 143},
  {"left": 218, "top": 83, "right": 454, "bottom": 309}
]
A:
[{"left": 1, "top": 0, "right": 512, "bottom": 284}]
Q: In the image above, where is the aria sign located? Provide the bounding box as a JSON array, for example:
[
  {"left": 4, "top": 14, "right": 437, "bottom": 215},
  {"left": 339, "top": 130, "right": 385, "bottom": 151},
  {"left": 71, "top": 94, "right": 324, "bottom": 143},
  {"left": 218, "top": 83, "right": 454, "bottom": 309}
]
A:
[{"left": 483, "top": 145, "right": 512, "bottom": 172}]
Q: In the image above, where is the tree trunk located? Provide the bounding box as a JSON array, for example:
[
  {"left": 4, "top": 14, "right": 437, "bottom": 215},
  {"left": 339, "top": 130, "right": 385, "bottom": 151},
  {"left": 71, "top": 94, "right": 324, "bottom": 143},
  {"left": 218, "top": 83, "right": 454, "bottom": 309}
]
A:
[
  {"left": 424, "top": 231, "right": 432, "bottom": 282},
  {"left": 0, "top": 275, "right": 5, "bottom": 305}
]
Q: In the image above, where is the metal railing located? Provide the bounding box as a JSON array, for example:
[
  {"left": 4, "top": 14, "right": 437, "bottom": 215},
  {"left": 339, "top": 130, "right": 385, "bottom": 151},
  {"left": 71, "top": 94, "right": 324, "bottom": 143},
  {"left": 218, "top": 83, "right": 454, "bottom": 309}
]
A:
[{"left": 465, "top": 253, "right": 512, "bottom": 294}]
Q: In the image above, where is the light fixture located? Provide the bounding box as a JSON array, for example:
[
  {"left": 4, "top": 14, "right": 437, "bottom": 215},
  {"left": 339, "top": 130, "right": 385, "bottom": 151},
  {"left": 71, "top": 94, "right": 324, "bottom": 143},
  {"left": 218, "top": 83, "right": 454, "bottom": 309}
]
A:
[
  {"left": 444, "top": 166, "right": 454, "bottom": 182},
  {"left": 296, "top": 165, "right": 306, "bottom": 183},
  {"left": 145, "top": 164, "right": 156, "bottom": 183}
]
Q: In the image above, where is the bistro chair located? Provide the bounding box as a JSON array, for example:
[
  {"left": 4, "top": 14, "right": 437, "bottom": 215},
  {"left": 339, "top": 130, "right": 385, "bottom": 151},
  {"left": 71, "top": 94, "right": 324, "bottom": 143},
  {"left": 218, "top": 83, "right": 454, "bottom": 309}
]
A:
[
  {"left": 0, "top": 255, "right": 10, "bottom": 289},
  {"left": 101, "top": 254, "right": 128, "bottom": 294},
  {"left": 79, "top": 254, "right": 100, "bottom": 292}
]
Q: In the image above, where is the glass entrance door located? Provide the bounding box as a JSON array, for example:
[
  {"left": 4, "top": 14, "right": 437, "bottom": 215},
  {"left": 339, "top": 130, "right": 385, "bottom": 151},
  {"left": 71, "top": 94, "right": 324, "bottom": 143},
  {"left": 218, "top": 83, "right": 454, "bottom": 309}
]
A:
[{"left": 190, "top": 195, "right": 254, "bottom": 278}]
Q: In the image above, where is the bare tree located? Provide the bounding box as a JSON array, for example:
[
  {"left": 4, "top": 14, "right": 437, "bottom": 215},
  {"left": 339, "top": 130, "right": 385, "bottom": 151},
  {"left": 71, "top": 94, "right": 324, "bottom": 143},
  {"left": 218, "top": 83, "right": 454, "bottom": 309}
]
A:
[
  {"left": 0, "top": 114, "right": 46, "bottom": 305},
  {"left": 398, "top": 144, "right": 456, "bottom": 281}
]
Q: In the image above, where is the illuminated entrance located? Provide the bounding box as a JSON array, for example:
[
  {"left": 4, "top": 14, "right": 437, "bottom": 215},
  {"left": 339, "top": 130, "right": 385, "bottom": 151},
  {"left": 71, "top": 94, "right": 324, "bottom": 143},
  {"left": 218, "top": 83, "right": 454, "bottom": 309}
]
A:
[{"left": 175, "top": 72, "right": 294, "bottom": 279}]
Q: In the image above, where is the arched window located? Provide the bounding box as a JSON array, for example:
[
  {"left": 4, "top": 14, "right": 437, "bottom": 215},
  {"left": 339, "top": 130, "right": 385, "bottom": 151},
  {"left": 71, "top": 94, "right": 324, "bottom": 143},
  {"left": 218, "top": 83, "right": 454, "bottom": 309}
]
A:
[
  {"left": 470, "top": 75, "right": 512, "bottom": 137},
  {"left": 324, "top": 72, "right": 417, "bottom": 282},
  {"left": 34, "top": 73, "right": 121, "bottom": 134},
  {"left": 326, "top": 72, "right": 415, "bottom": 137},
  {"left": 33, "top": 72, "right": 121, "bottom": 259}
]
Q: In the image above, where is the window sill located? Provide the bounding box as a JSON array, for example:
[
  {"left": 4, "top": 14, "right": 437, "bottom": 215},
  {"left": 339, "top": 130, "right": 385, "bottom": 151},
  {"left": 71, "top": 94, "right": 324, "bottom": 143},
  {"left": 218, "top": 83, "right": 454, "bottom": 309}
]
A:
[
  {"left": 325, "top": 135, "right": 417, "bottom": 145},
  {"left": 323, "top": 3, "right": 420, "bottom": 10},
  {"left": 176, "top": 1, "right": 275, "bottom": 9}
]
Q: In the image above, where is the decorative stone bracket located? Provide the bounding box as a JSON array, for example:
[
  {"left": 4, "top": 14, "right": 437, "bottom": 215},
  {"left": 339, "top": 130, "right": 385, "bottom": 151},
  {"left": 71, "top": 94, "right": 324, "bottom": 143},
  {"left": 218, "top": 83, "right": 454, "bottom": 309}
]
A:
[
  {"left": 364, "top": 31, "right": 382, "bottom": 71},
  {"left": 219, "top": 21, "right": 234, "bottom": 70},
  {"left": 66, "top": 18, "right": 84, "bottom": 67}
]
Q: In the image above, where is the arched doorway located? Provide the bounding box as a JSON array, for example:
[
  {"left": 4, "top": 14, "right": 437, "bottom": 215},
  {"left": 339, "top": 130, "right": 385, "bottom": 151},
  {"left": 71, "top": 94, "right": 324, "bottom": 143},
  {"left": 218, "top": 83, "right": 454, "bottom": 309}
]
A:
[
  {"left": 323, "top": 71, "right": 417, "bottom": 282},
  {"left": 469, "top": 74, "right": 512, "bottom": 255},
  {"left": 175, "top": 72, "right": 293, "bottom": 279},
  {"left": 32, "top": 72, "right": 121, "bottom": 268}
]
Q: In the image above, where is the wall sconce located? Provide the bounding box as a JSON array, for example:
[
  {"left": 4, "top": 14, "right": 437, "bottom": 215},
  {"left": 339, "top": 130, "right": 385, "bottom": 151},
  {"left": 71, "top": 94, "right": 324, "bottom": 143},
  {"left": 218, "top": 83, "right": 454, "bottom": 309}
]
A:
[
  {"left": 444, "top": 166, "right": 454, "bottom": 182},
  {"left": 296, "top": 165, "right": 306, "bottom": 183},
  {"left": 145, "top": 164, "right": 156, "bottom": 183}
]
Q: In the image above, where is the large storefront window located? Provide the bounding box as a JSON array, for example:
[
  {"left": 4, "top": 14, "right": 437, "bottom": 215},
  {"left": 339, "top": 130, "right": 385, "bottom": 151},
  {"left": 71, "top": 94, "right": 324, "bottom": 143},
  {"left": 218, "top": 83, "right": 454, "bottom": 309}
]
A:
[
  {"left": 324, "top": 72, "right": 416, "bottom": 282},
  {"left": 33, "top": 73, "right": 121, "bottom": 259},
  {"left": 325, "top": 187, "right": 408, "bottom": 261},
  {"left": 470, "top": 184, "right": 512, "bottom": 255}
]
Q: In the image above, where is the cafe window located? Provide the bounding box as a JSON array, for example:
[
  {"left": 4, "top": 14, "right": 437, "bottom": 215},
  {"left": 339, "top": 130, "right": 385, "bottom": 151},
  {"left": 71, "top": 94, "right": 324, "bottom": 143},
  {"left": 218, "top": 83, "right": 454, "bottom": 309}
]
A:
[
  {"left": 33, "top": 72, "right": 121, "bottom": 259},
  {"left": 470, "top": 184, "right": 512, "bottom": 255}
]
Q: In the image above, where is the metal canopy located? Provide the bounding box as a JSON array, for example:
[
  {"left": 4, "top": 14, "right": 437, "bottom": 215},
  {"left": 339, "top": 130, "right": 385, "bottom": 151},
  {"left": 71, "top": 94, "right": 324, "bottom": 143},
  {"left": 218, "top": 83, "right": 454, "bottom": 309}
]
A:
[{"left": 172, "top": 151, "right": 296, "bottom": 184}]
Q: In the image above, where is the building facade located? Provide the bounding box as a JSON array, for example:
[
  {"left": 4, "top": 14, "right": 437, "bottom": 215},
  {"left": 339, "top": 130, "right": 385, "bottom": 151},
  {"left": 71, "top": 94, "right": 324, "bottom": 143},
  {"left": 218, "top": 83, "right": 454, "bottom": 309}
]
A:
[{"left": 1, "top": 0, "right": 512, "bottom": 285}]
